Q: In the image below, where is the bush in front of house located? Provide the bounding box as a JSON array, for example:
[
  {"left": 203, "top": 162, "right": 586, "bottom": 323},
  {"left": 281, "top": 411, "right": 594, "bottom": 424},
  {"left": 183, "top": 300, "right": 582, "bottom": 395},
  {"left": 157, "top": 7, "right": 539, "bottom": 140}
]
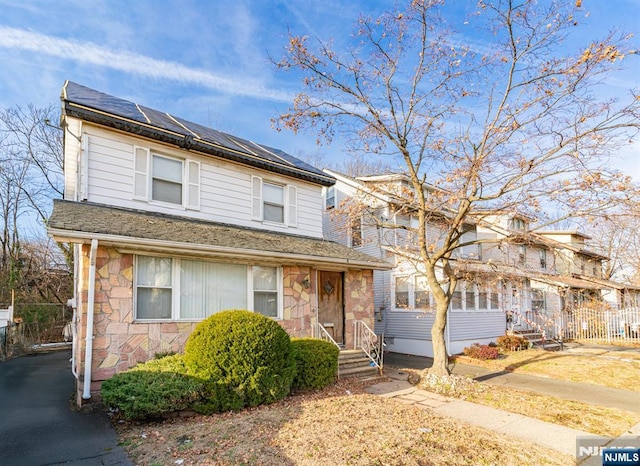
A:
[
  {"left": 183, "top": 310, "right": 296, "bottom": 412},
  {"left": 291, "top": 338, "right": 339, "bottom": 390},
  {"left": 463, "top": 343, "right": 500, "bottom": 360},
  {"left": 101, "top": 364, "right": 205, "bottom": 420},
  {"left": 496, "top": 334, "right": 529, "bottom": 351}
]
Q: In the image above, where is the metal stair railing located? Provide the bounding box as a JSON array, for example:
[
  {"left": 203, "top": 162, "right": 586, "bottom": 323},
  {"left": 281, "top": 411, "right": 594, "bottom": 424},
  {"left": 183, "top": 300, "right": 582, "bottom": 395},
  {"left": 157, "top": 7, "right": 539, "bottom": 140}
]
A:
[
  {"left": 353, "top": 320, "right": 384, "bottom": 374},
  {"left": 509, "top": 308, "right": 564, "bottom": 350}
]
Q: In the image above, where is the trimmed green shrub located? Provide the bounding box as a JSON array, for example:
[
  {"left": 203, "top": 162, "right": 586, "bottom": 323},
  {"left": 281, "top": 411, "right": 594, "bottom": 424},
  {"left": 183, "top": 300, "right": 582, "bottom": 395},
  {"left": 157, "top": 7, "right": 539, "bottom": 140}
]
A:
[
  {"left": 496, "top": 334, "right": 529, "bottom": 351},
  {"left": 101, "top": 369, "right": 205, "bottom": 420},
  {"left": 463, "top": 343, "right": 499, "bottom": 360},
  {"left": 129, "top": 353, "right": 188, "bottom": 373},
  {"left": 184, "top": 310, "right": 296, "bottom": 412},
  {"left": 291, "top": 338, "right": 339, "bottom": 390}
]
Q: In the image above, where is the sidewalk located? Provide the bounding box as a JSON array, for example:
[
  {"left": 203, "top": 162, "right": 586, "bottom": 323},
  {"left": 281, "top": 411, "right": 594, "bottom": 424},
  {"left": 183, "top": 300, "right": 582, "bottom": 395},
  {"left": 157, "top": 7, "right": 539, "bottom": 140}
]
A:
[
  {"left": 368, "top": 353, "right": 640, "bottom": 462},
  {"left": 385, "top": 351, "right": 640, "bottom": 414}
]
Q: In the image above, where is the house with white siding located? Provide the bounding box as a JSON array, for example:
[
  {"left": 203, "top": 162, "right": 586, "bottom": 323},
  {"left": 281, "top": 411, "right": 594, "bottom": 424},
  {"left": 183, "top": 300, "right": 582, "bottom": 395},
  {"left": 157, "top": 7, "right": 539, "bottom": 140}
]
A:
[
  {"left": 48, "top": 82, "right": 390, "bottom": 405},
  {"left": 322, "top": 170, "right": 624, "bottom": 357}
]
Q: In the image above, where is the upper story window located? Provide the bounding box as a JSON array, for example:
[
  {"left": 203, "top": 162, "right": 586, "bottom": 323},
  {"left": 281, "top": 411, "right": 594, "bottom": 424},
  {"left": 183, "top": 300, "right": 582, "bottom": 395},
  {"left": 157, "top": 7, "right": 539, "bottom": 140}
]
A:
[
  {"left": 509, "top": 218, "right": 526, "bottom": 231},
  {"left": 152, "top": 155, "right": 183, "bottom": 204},
  {"left": 325, "top": 186, "right": 336, "bottom": 210},
  {"left": 263, "top": 182, "right": 285, "bottom": 223},
  {"left": 518, "top": 245, "right": 527, "bottom": 265},
  {"left": 133, "top": 146, "right": 200, "bottom": 209},
  {"left": 351, "top": 216, "right": 363, "bottom": 248},
  {"left": 539, "top": 249, "right": 547, "bottom": 270},
  {"left": 251, "top": 175, "right": 297, "bottom": 227}
]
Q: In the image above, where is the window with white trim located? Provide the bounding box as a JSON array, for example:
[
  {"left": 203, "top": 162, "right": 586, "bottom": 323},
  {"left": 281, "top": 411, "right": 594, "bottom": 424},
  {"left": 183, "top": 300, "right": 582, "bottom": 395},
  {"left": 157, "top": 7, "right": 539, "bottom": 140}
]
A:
[
  {"left": 252, "top": 266, "right": 280, "bottom": 318},
  {"left": 133, "top": 147, "right": 200, "bottom": 209},
  {"left": 135, "top": 256, "right": 173, "bottom": 319},
  {"left": 350, "top": 216, "right": 363, "bottom": 248},
  {"left": 134, "top": 256, "right": 281, "bottom": 320},
  {"left": 394, "top": 276, "right": 409, "bottom": 309},
  {"left": 539, "top": 249, "right": 547, "bottom": 270},
  {"left": 414, "top": 276, "right": 432, "bottom": 310},
  {"left": 251, "top": 175, "right": 297, "bottom": 227},
  {"left": 325, "top": 186, "right": 336, "bottom": 210},
  {"left": 450, "top": 280, "right": 498, "bottom": 311}
]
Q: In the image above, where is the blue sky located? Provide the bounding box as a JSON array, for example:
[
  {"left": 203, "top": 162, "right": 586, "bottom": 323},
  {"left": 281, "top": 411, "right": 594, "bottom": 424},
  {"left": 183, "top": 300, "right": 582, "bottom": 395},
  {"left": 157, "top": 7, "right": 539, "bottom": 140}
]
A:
[{"left": 0, "top": 0, "right": 638, "bottom": 179}]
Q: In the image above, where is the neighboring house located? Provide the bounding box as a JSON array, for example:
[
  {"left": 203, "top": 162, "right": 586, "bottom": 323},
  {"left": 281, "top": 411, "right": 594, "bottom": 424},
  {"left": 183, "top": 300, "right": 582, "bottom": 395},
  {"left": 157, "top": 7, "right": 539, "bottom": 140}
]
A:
[
  {"left": 48, "top": 82, "right": 389, "bottom": 404},
  {"left": 322, "top": 170, "right": 629, "bottom": 357}
]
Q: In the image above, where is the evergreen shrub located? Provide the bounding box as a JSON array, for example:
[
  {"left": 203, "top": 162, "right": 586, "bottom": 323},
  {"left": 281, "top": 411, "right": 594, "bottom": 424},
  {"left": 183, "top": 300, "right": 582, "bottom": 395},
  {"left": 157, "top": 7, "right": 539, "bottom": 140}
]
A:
[
  {"left": 291, "top": 338, "right": 339, "bottom": 390},
  {"left": 184, "top": 310, "right": 296, "bottom": 412}
]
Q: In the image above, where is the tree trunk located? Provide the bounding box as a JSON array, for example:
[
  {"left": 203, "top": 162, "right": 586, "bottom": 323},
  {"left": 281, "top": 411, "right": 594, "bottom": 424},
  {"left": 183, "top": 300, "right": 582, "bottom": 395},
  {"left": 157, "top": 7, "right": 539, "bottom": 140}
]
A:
[{"left": 429, "top": 300, "right": 450, "bottom": 375}]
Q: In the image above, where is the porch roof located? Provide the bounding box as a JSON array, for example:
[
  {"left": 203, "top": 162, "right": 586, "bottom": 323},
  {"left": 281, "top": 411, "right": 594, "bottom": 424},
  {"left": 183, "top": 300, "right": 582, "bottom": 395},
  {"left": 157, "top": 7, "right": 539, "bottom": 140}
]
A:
[
  {"left": 530, "top": 274, "right": 606, "bottom": 290},
  {"left": 48, "top": 200, "right": 392, "bottom": 271}
]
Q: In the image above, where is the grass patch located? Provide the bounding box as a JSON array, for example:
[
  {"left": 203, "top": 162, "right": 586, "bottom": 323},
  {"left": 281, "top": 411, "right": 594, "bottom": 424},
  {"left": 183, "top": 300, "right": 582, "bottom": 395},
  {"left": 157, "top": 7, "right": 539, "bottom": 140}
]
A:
[
  {"left": 114, "top": 379, "right": 571, "bottom": 465},
  {"left": 452, "top": 347, "right": 640, "bottom": 392},
  {"left": 415, "top": 371, "right": 640, "bottom": 437}
]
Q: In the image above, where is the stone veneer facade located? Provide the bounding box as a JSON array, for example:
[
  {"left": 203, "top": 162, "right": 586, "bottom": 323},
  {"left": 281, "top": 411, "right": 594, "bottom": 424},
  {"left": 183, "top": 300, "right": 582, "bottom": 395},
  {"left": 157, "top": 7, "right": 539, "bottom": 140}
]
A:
[{"left": 73, "top": 245, "right": 375, "bottom": 404}]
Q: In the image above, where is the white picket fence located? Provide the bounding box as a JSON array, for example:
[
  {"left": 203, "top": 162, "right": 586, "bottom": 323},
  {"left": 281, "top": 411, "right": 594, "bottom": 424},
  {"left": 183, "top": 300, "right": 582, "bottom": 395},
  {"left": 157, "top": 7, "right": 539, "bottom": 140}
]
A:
[{"left": 565, "top": 307, "right": 640, "bottom": 343}]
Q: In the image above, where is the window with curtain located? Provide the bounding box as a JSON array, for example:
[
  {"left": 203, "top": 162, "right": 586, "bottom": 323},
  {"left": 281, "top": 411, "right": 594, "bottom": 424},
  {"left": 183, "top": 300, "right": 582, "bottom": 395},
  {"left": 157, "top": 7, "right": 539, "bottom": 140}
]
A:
[
  {"left": 180, "top": 260, "right": 247, "bottom": 318},
  {"left": 253, "top": 266, "right": 279, "bottom": 318},
  {"left": 135, "top": 256, "right": 281, "bottom": 320},
  {"left": 136, "top": 256, "right": 173, "bottom": 319}
]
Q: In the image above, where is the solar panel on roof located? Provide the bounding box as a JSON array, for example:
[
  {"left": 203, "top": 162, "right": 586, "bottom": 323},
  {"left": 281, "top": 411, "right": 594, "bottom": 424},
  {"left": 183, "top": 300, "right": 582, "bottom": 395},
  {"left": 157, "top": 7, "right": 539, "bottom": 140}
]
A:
[{"left": 61, "top": 81, "right": 334, "bottom": 184}]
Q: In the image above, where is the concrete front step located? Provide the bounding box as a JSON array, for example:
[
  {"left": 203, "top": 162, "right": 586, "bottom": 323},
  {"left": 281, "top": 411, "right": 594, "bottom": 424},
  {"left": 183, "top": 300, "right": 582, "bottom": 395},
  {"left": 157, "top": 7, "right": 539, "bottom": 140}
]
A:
[
  {"left": 338, "top": 349, "right": 379, "bottom": 378},
  {"left": 340, "top": 364, "right": 379, "bottom": 378}
]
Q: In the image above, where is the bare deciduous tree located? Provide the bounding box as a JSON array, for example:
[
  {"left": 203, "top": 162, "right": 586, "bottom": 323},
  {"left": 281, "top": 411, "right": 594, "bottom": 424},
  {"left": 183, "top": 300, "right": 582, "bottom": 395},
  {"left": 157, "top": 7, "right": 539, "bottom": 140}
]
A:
[
  {"left": 276, "top": 0, "right": 640, "bottom": 374},
  {"left": 0, "top": 104, "right": 70, "bottom": 304}
]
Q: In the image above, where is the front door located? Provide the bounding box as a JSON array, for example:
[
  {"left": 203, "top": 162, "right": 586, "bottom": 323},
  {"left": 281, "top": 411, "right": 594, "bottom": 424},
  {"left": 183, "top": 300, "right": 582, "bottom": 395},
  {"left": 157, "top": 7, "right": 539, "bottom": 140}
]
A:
[{"left": 318, "top": 271, "right": 344, "bottom": 344}]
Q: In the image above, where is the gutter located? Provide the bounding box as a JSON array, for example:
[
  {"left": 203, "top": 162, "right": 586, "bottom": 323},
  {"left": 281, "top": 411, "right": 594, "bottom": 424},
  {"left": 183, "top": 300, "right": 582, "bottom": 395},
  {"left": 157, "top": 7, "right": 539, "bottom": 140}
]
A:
[
  {"left": 82, "top": 239, "right": 98, "bottom": 400},
  {"left": 63, "top": 102, "right": 336, "bottom": 187},
  {"left": 48, "top": 229, "right": 393, "bottom": 271}
]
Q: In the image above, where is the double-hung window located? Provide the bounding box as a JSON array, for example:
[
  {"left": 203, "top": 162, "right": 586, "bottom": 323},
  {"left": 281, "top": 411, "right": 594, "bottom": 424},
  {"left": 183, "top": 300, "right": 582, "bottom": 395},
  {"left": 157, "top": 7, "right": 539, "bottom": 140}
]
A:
[
  {"left": 135, "top": 256, "right": 173, "bottom": 319},
  {"left": 263, "top": 182, "right": 285, "bottom": 223},
  {"left": 152, "top": 155, "right": 183, "bottom": 205},
  {"left": 251, "top": 175, "right": 297, "bottom": 227},
  {"left": 133, "top": 146, "right": 200, "bottom": 209},
  {"left": 252, "top": 266, "right": 280, "bottom": 318},
  {"left": 135, "top": 256, "right": 281, "bottom": 320}
]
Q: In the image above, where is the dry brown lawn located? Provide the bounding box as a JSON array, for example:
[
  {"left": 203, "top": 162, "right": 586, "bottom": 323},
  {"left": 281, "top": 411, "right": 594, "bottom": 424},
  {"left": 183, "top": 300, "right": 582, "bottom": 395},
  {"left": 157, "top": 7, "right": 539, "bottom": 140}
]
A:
[
  {"left": 452, "top": 347, "right": 640, "bottom": 392},
  {"left": 413, "top": 370, "right": 640, "bottom": 437},
  {"left": 114, "top": 379, "right": 572, "bottom": 466}
]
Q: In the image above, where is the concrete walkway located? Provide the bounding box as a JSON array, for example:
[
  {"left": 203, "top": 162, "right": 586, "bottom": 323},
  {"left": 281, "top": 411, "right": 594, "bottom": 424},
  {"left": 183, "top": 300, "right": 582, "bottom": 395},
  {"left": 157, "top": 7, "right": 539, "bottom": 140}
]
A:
[{"left": 369, "top": 352, "right": 640, "bottom": 464}]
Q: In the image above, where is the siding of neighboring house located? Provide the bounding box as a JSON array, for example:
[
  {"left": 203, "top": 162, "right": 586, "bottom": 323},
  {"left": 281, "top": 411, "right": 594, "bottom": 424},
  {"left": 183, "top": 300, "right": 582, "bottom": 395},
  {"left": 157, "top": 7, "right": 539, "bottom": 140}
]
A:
[{"left": 65, "top": 122, "right": 324, "bottom": 239}]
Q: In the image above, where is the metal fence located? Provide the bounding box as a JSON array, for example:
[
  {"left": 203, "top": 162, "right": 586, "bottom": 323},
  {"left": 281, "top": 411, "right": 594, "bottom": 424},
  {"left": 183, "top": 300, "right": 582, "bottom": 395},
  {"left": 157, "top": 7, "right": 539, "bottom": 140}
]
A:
[{"left": 565, "top": 307, "right": 640, "bottom": 344}]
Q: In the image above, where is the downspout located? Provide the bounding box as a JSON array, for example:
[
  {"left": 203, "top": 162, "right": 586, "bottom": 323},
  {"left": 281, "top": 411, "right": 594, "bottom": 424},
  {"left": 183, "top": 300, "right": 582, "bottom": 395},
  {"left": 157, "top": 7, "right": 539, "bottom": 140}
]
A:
[
  {"left": 82, "top": 239, "right": 98, "bottom": 400},
  {"left": 314, "top": 269, "right": 319, "bottom": 338}
]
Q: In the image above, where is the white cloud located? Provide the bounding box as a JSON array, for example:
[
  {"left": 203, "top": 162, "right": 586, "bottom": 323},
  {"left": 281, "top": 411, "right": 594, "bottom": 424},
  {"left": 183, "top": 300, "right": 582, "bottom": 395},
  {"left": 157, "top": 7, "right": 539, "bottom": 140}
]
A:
[{"left": 0, "top": 26, "right": 294, "bottom": 103}]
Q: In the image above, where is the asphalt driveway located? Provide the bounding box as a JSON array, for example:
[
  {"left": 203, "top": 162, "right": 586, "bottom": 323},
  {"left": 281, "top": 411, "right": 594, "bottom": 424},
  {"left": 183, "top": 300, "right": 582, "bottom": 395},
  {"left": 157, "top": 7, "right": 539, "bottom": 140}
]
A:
[{"left": 0, "top": 349, "right": 132, "bottom": 465}]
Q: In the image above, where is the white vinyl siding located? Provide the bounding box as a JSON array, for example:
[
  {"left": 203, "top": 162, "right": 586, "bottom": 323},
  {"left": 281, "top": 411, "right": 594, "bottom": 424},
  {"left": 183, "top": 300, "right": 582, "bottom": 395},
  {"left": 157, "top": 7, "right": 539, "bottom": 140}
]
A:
[{"left": 75, "top": 123, "right": 322, "bottom": 237}]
